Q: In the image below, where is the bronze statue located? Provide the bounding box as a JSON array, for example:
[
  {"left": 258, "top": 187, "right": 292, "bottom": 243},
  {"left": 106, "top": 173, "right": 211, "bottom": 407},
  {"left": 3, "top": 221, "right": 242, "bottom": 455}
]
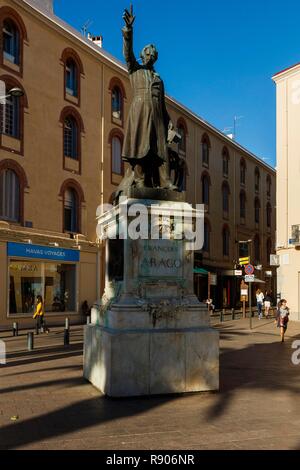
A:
[{"left": 122, "top": 5, "right": 180, "bottom": 190}]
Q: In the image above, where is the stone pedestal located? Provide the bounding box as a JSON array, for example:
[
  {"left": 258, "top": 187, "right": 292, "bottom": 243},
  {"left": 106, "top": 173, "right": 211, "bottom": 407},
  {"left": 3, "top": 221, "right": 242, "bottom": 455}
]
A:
[{"left": 83, "top": 198, "right": 219, "bottom": 397}]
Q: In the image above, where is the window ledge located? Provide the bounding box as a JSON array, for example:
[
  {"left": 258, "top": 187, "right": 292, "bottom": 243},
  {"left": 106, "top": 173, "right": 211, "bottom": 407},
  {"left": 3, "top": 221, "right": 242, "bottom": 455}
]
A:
[{"left": 3, "top": 57, "right": 20, "bottom": 73}]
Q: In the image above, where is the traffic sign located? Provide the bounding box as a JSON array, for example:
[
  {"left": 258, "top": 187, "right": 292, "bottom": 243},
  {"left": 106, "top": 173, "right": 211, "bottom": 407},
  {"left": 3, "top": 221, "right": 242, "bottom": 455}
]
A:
[
  {"left": 239, "top": 257, "right": 250, "bottom": 266},
  {"left": 245, "top": 264, "right": 255, "bottom": 275},
  {"left": 235, "top": 270, "right": 243, "bottom": 276},
  {"left": 245, "top": 275, "right": 255, "bottom": 283}
]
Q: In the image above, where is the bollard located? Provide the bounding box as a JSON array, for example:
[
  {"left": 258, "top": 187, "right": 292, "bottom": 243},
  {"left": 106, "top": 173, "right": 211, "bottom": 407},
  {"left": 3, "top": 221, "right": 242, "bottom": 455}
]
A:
[
  {"left": 231, "top": 308, "right": 235, "bottom": 320},
  {"left": 13, "top": 322, "right": 18, "bottom": 337},
  {"left": 65, "top": 318, "right": 70, "bottom": 330},
  {"left": 220, "top": 309, "right": 225, "bottom": 322},
  {"left": 27, "top": 332, "right": 34, "bottom": 351},
  {"left": 64, "top": 328, "right": 70, "bottom": 346}
]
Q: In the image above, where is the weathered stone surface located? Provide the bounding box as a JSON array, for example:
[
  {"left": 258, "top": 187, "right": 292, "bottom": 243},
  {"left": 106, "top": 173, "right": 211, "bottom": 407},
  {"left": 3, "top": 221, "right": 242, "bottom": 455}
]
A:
[
  {"left": 84, "top": 198, "right": 219, "bottom": 397},
  {"left": 84, "top": 325, "right": 219, "bottom": 397}
]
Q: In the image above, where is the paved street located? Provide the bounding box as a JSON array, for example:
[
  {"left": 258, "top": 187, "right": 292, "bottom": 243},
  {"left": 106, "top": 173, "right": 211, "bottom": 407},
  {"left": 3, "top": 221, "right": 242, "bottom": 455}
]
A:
[{"left": 0, "top": 318, "right": 300, "bottom": 450}]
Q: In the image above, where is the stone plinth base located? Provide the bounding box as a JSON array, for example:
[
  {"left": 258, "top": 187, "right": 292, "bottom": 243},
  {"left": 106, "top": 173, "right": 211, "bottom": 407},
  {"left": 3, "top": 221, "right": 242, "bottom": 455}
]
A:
[{"left": 83, "top": 324, "right": 219, "bottom": 397}]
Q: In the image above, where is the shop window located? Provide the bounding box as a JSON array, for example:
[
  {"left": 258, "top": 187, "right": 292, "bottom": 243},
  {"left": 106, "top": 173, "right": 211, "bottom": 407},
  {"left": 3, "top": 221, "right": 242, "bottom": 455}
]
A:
[
  {"left": 9, "top": 261, "right": 77, "bottom": 315},
  {"left": 0, "top": 168, "right": 20, "bottom": 222},
  {"left": 3, "top": 19, "right": 19, "bottom": 65},
  {"left": 66, "top": 58, "right": 78, "bottom": 97},
  {"left": 64, "top": 188, "right": 78, "bottom": 233}
]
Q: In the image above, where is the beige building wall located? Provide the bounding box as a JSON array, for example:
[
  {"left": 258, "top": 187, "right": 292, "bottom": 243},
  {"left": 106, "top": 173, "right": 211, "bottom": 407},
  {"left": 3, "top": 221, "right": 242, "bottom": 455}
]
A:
[
  {"left": 0, "top": 0, "right": 276, "bottom": 327},
  {"left": 273, "top": 63, "right": 300, "bottom": 320}
]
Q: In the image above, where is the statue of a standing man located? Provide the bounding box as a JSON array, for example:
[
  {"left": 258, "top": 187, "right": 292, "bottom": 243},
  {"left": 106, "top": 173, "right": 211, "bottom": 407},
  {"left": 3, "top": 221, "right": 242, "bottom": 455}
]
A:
[{"left": 122, "top": 5, "right": 178, "bottom": 190}]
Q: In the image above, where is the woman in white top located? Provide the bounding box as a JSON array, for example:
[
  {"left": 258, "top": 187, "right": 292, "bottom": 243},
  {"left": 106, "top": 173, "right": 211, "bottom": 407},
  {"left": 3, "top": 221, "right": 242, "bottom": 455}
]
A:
[{"left": 256, "top": 289, "right": 264, "bottom": 320}]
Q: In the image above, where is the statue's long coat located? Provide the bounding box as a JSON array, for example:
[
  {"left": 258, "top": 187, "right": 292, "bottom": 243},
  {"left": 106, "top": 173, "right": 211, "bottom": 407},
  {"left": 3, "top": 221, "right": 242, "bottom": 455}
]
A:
[{"left": 122, "top": 26, "right": 171, "bottom": 163}]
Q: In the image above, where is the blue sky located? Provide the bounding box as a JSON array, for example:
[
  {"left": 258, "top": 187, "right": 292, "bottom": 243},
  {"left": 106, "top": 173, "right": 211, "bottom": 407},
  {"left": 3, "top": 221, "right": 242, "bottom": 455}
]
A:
[{"left": 55, "top": 0, "right": 300, "bottom": 168}]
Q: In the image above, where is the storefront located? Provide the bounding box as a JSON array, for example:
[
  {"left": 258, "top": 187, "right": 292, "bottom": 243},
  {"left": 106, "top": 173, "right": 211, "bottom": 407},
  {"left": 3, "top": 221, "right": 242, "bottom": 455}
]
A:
[
  {"left": 0, "top": 240, "right": 100, "bottom": 329},
  {"left": 7, "top": 243, "right": 80, "bottom": 317}
]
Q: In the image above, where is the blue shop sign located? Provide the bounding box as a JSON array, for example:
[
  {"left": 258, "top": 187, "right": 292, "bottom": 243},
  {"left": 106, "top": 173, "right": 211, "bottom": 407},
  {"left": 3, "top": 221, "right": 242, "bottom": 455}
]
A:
[{"left": 7, "top": 242, "right": 80, "bottom": 262}]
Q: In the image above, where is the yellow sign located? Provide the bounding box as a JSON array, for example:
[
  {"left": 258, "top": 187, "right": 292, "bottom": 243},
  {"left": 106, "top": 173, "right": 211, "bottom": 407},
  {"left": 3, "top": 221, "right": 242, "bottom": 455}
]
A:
[{"left": 239, "top": 257, "right": 250, "bottom": 266}]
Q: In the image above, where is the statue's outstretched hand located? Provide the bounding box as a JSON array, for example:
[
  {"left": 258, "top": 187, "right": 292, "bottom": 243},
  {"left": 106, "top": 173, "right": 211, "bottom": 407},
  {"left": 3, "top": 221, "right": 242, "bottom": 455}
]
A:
[{"left": 123, "top": 5, "right": 136, "bottom": 27}]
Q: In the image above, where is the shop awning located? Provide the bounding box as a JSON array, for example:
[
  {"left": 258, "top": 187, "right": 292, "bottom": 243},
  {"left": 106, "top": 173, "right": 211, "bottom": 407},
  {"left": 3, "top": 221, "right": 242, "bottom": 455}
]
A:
[{"left": 194, "top": 267, "right": 209, "bottom": 275}]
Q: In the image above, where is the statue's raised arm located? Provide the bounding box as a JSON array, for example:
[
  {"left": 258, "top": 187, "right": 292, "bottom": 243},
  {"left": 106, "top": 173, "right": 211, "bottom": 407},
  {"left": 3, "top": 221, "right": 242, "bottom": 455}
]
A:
[{"left": 122, "top": 5, "right": 138, "bottom": 74}]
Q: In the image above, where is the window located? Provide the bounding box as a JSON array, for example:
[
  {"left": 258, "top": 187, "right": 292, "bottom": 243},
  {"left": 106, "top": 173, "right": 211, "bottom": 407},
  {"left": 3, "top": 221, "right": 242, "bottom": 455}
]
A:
[
  {"left": 267, "top": 203, "right": 272, "bottom": 228},
  {"left": 202, "top": 134, "right": 210, "bottom": 166},
  {"left": 255, "top": 198, "right": 260, "bottom": 224},
  {"left": 239, "top": 242, "right": 249, "bottom": 259},
  {"left": 222, "top": 183, "right": 230, "bottom": 213},
  {"left": 240, "top": 159, "right": 246, "bottom": 185},
  {"left": 0, "top": 76, "right": 27, "bottom": 154},
  {"left": 255, "top": 167, "right": 260, "bottom": 192},
  {"left": 0, "top": 168, "right": 20, "bottom": 222},
  {"left": 64, "top": 116, "right": 78, "bottom": 159},
  {"left": 112, "top": 87, "right": 122, "bottom": 121},
  {"left": 266, "top": 175, "right": 271, "bottom": 197},
  {"left": 9, "top": 261, "right": 77, "bottom": 315},
  {"left": 254, "top": 235, "right": 260, "bottom": 263},
  {"left": 1, "top": 93, "right": 20, "bottom": 138},
  {"left": 112, "top": 135, "right": 123, "bottom": 175},
  {"left": 3, "top": 19, "right": 19, "bottom": 64},
  {"left": 61, "top": 49, "right": 84, "bottom": 105},
  {"left": 203, "top": 221, "right": 210, "bottom": 253},
  {"left": 64, "top": 188, "right": 78, "bottom": 233},
  {"left": 267, "top": 238, "right": 272, "bottom": 263},
  {"left": 0, "top": 7, "right": 27, "bottom": 76},
  {"left": 66, "top": 58, "right": 78, "bottom": 97},
  {"left": 222, "top": 147, "right": 229, "bottom": 177},
  {"left": 178, "top": 122, "right": 187, "bottom": 153},
  {"left": 223, "top": 227, "right": 230, "bottom": 257},
  {"left": 202, "top": 173, "right": 210, "bottom": 206},
  {"left": 240, "top": 191, "right": 246, "bottom": 219}
]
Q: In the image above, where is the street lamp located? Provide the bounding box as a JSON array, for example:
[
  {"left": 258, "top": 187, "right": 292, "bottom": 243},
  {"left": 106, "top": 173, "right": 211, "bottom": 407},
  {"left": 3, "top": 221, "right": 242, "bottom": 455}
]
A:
[{"left": 0, "top": 87, "right": 24, "bottom": 102}]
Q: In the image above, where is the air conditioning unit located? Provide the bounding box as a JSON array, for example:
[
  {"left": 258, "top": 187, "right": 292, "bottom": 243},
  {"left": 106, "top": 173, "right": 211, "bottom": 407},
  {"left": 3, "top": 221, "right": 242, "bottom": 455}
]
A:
[{"left": 290, "top": 225, "right": 300, "bottom": 244}]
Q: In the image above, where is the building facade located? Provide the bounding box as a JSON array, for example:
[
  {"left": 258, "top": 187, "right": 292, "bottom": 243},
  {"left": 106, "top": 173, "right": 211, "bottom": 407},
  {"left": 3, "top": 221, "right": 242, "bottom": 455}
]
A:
[
  {"left": 0, "top": 0, "right": 276, "bottom": 328},
  {"left": 273, "top": 61, "right": 300, "bottom": 321}
]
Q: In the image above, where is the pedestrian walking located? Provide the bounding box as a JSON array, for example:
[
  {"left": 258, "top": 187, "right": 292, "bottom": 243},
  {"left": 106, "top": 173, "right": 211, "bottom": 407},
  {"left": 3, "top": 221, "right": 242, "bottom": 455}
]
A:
[
  {"left": 275, "top": 299, "right": 289, "bottom": 343},
  {"left": 264, "top": 291, "right": 273, "bottom": 318},
  {"left": 256, "top": 289, "right": 264, "bottom": 320},
  {"left": 33, "top": 296, "right": 49, "bottom": 334},
  {"left": 205, "top": 298, "right": 215, "bottom": 314}
]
